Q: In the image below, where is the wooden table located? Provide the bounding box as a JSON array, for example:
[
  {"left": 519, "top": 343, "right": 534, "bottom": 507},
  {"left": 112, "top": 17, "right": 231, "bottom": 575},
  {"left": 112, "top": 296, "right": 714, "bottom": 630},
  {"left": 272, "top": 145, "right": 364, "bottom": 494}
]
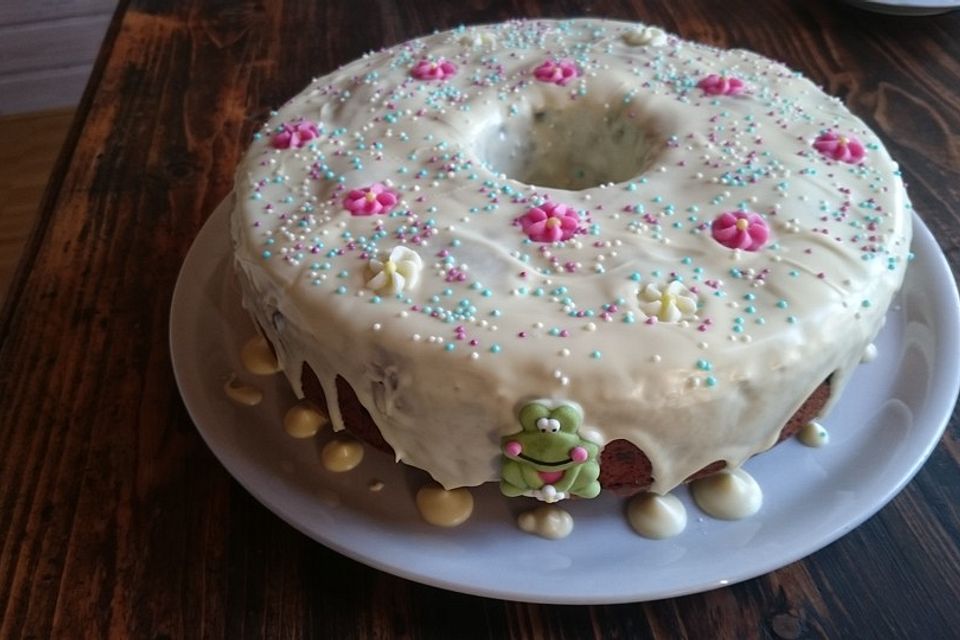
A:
[{"left": 2, "top": 0, "right": 959, "bottom": 637}]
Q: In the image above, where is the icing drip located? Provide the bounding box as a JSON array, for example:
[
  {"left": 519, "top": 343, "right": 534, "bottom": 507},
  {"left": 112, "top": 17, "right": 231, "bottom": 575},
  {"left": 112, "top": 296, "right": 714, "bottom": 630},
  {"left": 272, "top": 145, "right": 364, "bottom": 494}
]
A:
[
  {"left": 627, "top": 492, "right": 688, "bottom": 539},
  {"left": 517, "top": 505, "right": 574, "bottom": 539},
  {"left": 321, "top": 438, "right": 364, "bottom": 472},
  {"left": 224, "top": 376, "right": 262, "bottom": 406},
  {"left": 240, "top": 335, "right": 281, "bottom": 375},
  {"left": 283, "top": 401, "right": 328, "bottom": 438},
  {"left": 798, "top": 421, "right": 830, "bottom": 447},
  {"left": 415, "top": 485, "right": 474, "bottom": 527},
  {"left": 690, "top": 468, "right": 763, "bottom": 520},
  {"left": 861, "top": 343, "right": 878, "bottom": 363}
]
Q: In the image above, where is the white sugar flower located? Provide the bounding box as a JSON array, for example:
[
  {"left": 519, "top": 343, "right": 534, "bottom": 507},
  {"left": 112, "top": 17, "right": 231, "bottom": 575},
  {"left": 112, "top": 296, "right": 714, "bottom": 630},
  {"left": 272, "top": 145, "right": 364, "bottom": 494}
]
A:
[
  {"left": 638, "top": 281, "right": 699, "bottom": 323},
  {"left": 623, "top": 26, "right": 668, "bottom": 47},
  {"left": 365, "top": 246, "right": 422, "bottom": 296},
  {"left": 459, "top": 29, "right": 497, "bottom": 49}
]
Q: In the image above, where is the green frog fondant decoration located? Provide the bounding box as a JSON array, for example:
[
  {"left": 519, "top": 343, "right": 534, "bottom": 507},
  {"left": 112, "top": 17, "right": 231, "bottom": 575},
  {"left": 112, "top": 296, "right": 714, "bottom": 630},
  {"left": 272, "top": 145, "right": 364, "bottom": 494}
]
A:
[{"left": 500, "top": 400, "right": 601, "bottom": 503}]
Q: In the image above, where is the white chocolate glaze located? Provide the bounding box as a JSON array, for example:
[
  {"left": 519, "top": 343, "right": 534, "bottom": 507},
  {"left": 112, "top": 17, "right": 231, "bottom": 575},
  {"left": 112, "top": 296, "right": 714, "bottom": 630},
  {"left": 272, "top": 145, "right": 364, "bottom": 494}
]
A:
[
  {"left": 283, "top": 401, "right": 328, "bottom": 438},
  {"left": 231, "top": 19, "right": 912, "bottom": 494},
  {"left": 627, "top": 492, "right": 688, "bottom": 539},
  {"left": 691, "top": 467, "right": 763, "bottom": 519},
  {"left": 321, "top": 438, "right": 364, "bottom": 472},
  {"left": 517, "top": 505, "right": 574, "bottom": 539},
  {"left": 415, "top": 485, "right": 474, "bottom": 527},
  {"left": 798, "top": 421, "right": 830, "bottom": 447},
  {"left": 223, "top": 376, "right": 263, "bottom": 406},
  {"left": 240, "top": 335, "right": 281, "bottom": 375}
]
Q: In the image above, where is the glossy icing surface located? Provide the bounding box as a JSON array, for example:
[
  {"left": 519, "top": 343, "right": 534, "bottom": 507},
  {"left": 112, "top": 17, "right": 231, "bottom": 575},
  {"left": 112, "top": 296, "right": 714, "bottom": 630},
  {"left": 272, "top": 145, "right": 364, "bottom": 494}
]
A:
[{"left": 231, "top": 19, "right": 912, "bottom": 494}]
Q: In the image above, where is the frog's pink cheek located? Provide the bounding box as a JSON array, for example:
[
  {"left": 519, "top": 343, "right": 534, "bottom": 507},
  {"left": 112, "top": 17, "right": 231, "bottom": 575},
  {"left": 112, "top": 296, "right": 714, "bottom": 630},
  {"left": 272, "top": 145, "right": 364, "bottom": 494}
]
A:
[
  {"left": 570, "top": 446, "right": 588, "bottom": 463},
  {"left": 504, "top": 441, "right": 522, "bottom": 457}
]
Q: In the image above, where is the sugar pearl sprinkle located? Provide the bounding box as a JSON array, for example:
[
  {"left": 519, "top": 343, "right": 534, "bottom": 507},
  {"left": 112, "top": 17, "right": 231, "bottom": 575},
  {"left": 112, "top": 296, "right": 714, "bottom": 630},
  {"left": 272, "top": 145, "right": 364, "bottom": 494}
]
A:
[{"left": 238, "top": 19, "right": 911, "bottom": 395}]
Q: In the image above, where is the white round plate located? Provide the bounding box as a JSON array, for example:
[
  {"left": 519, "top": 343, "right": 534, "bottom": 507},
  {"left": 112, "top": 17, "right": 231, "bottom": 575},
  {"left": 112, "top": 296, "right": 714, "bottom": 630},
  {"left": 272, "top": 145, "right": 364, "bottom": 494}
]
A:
[
  {"left": 171, "top": 202, "right": 960, "bottom": 604},
  {"left": 841, "top": 0, "right": 960, "bottom": 15}
]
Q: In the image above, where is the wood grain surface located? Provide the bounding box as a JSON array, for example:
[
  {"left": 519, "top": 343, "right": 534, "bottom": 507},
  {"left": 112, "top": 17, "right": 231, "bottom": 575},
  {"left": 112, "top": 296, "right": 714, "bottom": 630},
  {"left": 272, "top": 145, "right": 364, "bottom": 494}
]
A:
[{"left": 1, "top": 1, "right": 959, "bottom": 638}]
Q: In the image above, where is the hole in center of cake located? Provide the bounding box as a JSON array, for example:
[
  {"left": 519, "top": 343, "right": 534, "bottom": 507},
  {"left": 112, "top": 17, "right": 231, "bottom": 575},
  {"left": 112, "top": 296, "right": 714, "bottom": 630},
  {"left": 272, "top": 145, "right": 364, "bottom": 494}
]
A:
[{"left": 476, "top": 101, "right": 662, "bottom": 191}]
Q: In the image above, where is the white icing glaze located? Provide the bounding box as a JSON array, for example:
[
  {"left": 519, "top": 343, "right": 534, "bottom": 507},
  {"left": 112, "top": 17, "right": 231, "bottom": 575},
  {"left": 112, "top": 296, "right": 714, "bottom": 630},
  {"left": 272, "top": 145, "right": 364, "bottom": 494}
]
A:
[
  {"left": 690, "top": 468, "right": 763, "bottom": 519},
  {"left": 517, "top": 505, "right": 574, "bottom": 539},
  {"left": 321, "top": 438, "right": 364, "bottom": 472},
  {"left": 240, "top": 335, "right": 281, "bottom": 375},
  {"left": 798, "top": 420, "right": 830, "bottom": 447},
  {"left": 627, "top": 492, "right": 687, "bottom": 539},
  {"left": 283, "top": 401, "right": 328, "bottom": 438},
  {"left": 224, "top": 376, "right": 263, "bottom": 406},
  {"left": 861, "top": 342, "right": 878, "bottom": 363},
  {"left": 415, "top": 485, "right": 474, "bottom": 527},
  {"left": 230, "top": 19, "right": 912, "bottom": 494}
]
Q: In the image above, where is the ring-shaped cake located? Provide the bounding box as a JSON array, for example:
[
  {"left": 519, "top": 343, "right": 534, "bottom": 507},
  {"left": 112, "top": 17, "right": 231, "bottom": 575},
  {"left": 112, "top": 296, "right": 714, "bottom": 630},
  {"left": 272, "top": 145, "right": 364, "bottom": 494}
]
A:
[{"left": 230, "top": 19, "right": 912, "bottom": 503}]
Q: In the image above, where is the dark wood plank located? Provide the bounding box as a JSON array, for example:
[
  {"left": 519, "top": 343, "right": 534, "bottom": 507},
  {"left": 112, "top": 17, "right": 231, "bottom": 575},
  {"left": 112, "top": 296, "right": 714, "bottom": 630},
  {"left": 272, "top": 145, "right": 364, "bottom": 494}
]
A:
[{"left": 0, "top": 0, "right": 958, "bottom": 638}]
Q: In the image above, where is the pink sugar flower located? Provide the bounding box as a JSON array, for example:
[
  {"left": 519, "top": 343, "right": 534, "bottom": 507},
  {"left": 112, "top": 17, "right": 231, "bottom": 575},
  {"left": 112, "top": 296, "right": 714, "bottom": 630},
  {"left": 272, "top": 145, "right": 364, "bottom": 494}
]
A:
[
  {"left": 520, "top": 202, "right": 580, "bottom": 243},
  {"left": 411, "top": 58, "right": 457, "bottom": 81},
  {"left": 271, "top": 121, "right": 320, "bottom": 149},
  {"left": 813, "top": 131, "right": 866, "bottom": 164},
  {"left": 711, "top": 210, "right": 769, "bottom": 251},
  {"left": 697, "top": 74, "right": 746, "bottom": 96},
  {"left": 343, "top": 183, "right": 398, "bottom": 216},
  {"left": 533, "top": 59, "right": 580, "bottom": 86}
]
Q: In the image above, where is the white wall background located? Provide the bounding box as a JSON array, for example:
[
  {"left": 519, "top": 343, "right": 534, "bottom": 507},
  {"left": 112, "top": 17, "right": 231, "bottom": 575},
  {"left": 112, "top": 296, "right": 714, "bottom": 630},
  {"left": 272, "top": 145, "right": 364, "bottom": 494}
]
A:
[{"left": 0, "top": 0, "right": 116, "bottom": 115}]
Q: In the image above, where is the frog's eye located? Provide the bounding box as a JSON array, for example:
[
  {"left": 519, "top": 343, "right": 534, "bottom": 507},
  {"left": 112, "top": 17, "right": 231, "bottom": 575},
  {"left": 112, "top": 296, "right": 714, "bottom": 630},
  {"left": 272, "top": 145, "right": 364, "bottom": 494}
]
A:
[
  {"left": 519, "top": 402, "right": 551, "bottom": 432},
  {"left": 551, "top": 405, "right": 582, "bottom": 433},
  {"left": 536, "top": 418, "right": 562, "bottom": 433}
]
